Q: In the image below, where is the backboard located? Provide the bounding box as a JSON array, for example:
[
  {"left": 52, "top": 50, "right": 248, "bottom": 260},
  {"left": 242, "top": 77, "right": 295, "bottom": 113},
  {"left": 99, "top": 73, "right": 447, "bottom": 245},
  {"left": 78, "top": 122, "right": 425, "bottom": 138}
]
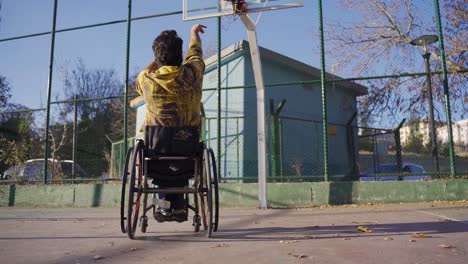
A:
[{"left": 183, "top": 0, "right": 304, "bottom": 21}]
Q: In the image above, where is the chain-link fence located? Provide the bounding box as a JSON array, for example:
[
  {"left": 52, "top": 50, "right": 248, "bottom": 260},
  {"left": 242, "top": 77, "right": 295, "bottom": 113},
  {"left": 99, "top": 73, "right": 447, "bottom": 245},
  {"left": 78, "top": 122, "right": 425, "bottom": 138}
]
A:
[{"left": 1, "top": 1, "right": 466, "bottom": 189}]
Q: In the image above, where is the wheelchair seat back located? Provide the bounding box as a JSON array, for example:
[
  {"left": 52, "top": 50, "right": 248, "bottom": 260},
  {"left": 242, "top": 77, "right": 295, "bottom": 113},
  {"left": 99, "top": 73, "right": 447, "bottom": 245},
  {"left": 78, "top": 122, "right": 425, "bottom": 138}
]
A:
[{"left": 144, "top": 126, "right": 201, "bottom": 187}]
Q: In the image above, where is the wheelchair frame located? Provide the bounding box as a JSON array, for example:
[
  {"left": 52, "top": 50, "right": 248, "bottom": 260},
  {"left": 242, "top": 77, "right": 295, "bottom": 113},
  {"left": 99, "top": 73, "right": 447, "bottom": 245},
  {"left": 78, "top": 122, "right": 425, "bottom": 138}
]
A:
[{"left": 120, "top": 139, "right": 219, "bottom": 239}]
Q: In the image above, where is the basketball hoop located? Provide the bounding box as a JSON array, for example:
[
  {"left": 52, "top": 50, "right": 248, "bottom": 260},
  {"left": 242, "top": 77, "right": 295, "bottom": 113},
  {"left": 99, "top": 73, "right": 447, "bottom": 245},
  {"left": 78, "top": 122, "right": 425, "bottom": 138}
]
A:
[
  {"left": 183, "top": 0, "right": 303, "bottom": 21},
  {"left": 225, "top": 0, "right": 248, "bottom": 14}
]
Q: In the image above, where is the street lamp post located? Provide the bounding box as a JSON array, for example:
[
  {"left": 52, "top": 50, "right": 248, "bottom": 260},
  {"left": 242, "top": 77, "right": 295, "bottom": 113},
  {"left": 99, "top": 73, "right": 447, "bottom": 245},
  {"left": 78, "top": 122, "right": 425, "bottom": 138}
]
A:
[{"left": 410, "top": 35, "right": 440, "bottom": 173}]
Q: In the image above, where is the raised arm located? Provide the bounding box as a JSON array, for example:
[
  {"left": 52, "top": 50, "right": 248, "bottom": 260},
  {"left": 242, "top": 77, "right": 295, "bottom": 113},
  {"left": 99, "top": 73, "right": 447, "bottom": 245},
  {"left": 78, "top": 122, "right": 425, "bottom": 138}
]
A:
[
  {"left": 185, "top": 24, "right": 206, "bottom": 63},
  {"left": 190, "top": 24, "right": 206, "bottom": 42},
  {"left": 178, "top": 24, "right": 207, "bottom": 87}
]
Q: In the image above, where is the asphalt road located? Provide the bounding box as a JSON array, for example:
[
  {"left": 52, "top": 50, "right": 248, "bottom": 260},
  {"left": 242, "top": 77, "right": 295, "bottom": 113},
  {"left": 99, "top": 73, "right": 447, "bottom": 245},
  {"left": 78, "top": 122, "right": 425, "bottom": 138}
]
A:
[{"left": 0, "top": 201, "right": 467, "bottom": 264}]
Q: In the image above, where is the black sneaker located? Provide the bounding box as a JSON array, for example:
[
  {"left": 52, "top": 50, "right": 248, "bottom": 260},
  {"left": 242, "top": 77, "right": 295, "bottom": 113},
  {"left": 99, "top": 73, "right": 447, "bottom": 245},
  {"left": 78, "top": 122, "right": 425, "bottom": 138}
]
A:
[
  {"left": 172, "top": 209, "right": 188, "bottom": 223},
  {"left": 154, "top": 207, "right": 172, "bottom": 223}
]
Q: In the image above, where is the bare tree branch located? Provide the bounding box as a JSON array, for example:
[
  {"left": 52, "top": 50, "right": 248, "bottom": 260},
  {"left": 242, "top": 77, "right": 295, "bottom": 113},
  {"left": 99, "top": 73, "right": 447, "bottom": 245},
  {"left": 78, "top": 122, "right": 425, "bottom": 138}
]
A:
[{"left": 327, "top": 0, "right": 466, "bottom": 126}]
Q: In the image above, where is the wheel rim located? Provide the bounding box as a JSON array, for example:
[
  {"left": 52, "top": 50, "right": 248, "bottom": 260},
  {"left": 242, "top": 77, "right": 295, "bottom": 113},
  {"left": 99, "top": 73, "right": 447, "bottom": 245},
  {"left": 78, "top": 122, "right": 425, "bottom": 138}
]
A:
[
  {"left": 120, "top": 147, "right": 133, "bottom": 233},
  {"left": 127, "top": 140, "right": 143, "bottom": 239},
  {"left": 201, "top": 148, "right": 213, "bottom": 237},
  {"left": 208, "top": 148, "right": 219, "bottom": 232}
]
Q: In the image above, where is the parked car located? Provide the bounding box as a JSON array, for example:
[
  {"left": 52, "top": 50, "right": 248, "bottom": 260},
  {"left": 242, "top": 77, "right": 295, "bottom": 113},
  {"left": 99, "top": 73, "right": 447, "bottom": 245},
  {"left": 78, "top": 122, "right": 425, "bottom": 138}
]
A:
[
  {"left": 360, "top": 162, "right": 431, "bottom": 181},
  {"left": 2, "top": 164, "right": 26, "bottom": 180},
  {"left": 2, "top": 159, "right": 87, "bottom": 182}
]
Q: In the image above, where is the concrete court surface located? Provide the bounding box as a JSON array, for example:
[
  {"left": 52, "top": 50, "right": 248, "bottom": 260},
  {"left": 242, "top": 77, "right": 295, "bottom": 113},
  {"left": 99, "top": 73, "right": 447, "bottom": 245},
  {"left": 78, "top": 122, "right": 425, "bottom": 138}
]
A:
[{"left": 0, "top": 201, "right": 467, "bottom": 264}]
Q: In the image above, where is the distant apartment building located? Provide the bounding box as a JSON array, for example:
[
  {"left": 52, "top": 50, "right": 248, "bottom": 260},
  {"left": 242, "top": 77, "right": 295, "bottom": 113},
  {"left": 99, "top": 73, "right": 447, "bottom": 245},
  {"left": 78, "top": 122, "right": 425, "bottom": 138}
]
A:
[
  {"left": 400, "top": 118, "right": 468, "bottom": 147},
  {"left": 437, "top": 119, "right": 468, "bottom": 146},
  {"left": 400, "top": 118, "right": 444, "bottom": 146}
]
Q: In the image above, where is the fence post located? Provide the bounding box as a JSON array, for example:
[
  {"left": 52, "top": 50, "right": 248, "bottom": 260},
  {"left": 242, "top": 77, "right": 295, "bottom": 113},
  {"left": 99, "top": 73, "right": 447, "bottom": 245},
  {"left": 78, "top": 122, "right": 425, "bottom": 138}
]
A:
[
  {"left": 269, "top": 99, "right": 286, "bottom": 181},
  {"left": 269, "top": 100, "right": 276, "bottom": 179},
  {"left": 346, "top": 112, "right": 357, "bottom": 179},
  {"left": 123, "top": 0, "right": 133, "bottom": 157},
  {"left": 318, "top": 0, "right": 329, "bottom": 181},
  {"left": 236, "top": 117, "right": 240, "bottom": 182},
  {"left": 433, "top": 0, "right": 456, "bottom": 177},
  {"left": 72, "top": 94, "right": 78, "bottom": 183},
  {"left": 43, "top": 0, "right": 59, "bottom": 184},
  {"left": 394, "top": 119, "right": 406, "bottom": 175},
  {"left": 217, "top": 17, "right": 222, "bottom": 181}
]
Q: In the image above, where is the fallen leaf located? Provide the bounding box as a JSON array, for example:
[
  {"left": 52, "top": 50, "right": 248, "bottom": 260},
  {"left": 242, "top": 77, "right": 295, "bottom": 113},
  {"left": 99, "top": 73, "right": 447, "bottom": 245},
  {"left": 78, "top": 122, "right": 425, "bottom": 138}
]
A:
[
  {"left": 288, "top": 253, "right": 307, "bottom": 259},
  {"left": 293, "top": 254, "right": 307, "bottom": 259},
  {"left": 438, "top": 244, "right": 455, "bottom": 249},
  {"left": 357, "top": 226, "right": 373, "bottom": 233},
  {"left": 384, "top": 237, "right": 394, "bottom": 241},
  {"left": 411, "top": 233, "right": 431, "bottom": 238}
]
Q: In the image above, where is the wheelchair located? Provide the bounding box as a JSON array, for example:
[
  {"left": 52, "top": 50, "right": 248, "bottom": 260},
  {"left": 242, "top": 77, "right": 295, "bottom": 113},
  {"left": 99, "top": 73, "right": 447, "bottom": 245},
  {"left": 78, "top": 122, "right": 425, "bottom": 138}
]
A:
[{"left": 120, "top": 127, "right": 219, "bottom": 239}]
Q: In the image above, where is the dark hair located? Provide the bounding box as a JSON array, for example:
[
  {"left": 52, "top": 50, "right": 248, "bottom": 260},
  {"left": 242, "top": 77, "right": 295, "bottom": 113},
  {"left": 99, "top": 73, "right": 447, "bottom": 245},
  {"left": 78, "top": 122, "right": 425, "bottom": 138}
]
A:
[{"left": 152, "top": 30, "right": 183, "bottom": 66}]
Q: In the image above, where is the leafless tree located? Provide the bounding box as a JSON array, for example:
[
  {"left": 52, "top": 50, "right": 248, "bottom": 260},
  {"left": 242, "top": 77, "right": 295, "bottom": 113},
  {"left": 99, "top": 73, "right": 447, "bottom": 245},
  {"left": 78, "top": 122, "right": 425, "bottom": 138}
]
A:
[
  {"left": 60, "top": 59, "right": 128, "bottom": 177},
  {"left": 107, "top": 77, "right": 137, "bottom": 141},
  {"left": 326, "top": 0, "right": 467, "bottom": 126},
  {"left": 63, "top": 58, "right": 122, "bottom": 120}
]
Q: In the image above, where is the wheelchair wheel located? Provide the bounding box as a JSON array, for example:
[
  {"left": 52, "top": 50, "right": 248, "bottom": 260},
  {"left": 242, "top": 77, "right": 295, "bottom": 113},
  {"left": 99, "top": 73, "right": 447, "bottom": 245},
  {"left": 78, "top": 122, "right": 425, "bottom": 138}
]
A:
[
  {"left": 208, "top": 148, "right": 220, "bottom": 232},
  {"left": 200, "top": 146, "right": 218, "bottom": 238},
  {"left": 120, "top": 147, "right": 133, "bottom": 234},
  {"left": 127, "top": 140, "right": 144, "bottom": 239}
]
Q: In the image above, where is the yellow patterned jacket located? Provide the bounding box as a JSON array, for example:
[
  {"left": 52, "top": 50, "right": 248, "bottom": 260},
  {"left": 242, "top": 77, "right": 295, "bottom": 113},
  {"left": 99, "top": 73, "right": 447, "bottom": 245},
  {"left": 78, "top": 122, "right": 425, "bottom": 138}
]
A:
[{"left": 135, "top": 40, "right": 204, "bottom": 128}]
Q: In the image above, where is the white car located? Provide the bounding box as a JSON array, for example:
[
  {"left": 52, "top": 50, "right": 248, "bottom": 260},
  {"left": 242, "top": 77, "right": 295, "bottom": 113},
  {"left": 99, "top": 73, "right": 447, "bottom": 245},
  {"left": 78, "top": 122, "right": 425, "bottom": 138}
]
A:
[
  {"left": 2, "top": 159, "right": 87, "bottom": 182},
  {"left": 360, "top": 163, "right": 431, "bottom": 181}
]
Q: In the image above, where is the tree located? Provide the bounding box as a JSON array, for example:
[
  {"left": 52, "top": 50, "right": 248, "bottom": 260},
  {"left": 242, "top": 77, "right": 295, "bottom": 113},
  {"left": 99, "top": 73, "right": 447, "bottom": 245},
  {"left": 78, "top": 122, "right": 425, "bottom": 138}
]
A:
[
  {"left": 0, "top": 75, "right": 39, "bottom": 173},
  {"left": 326, "top": 0, "right": 467, "bottom": 126},
  {"left": 64, "top": 59, "right": 122, "bottom": 120},
  {"left": 402, "top": 121, "right": 425, "bottom": 153},
  {"left": 0, "top": 75, "right": 10, "bottom": 109},
  {"left": 107, "top": 75, "right": 138, "bottom": 140},
  {"left": 60, "top": 59, "right": 125, "bottom": 177}
]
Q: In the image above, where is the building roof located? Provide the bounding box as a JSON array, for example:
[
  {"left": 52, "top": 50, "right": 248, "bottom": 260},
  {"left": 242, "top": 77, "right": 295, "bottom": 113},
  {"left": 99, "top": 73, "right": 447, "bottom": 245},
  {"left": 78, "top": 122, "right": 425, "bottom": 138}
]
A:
[{"left": 204, "top": 40, "right": 368, "bottom": 96}]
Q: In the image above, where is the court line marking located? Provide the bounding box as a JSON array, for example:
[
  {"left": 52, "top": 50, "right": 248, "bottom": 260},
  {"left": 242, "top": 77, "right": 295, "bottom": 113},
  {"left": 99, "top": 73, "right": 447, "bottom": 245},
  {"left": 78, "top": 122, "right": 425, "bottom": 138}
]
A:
[{"left": 416, "top": 209, "right": 468, "bottom": 225}]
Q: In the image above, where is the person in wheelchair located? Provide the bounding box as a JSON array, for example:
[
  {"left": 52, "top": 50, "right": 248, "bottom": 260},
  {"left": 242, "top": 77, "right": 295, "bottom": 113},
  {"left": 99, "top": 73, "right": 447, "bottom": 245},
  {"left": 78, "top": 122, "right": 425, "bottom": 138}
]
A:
[{"left": 135, "top": 24, "right": 206, "bottom": 222}]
